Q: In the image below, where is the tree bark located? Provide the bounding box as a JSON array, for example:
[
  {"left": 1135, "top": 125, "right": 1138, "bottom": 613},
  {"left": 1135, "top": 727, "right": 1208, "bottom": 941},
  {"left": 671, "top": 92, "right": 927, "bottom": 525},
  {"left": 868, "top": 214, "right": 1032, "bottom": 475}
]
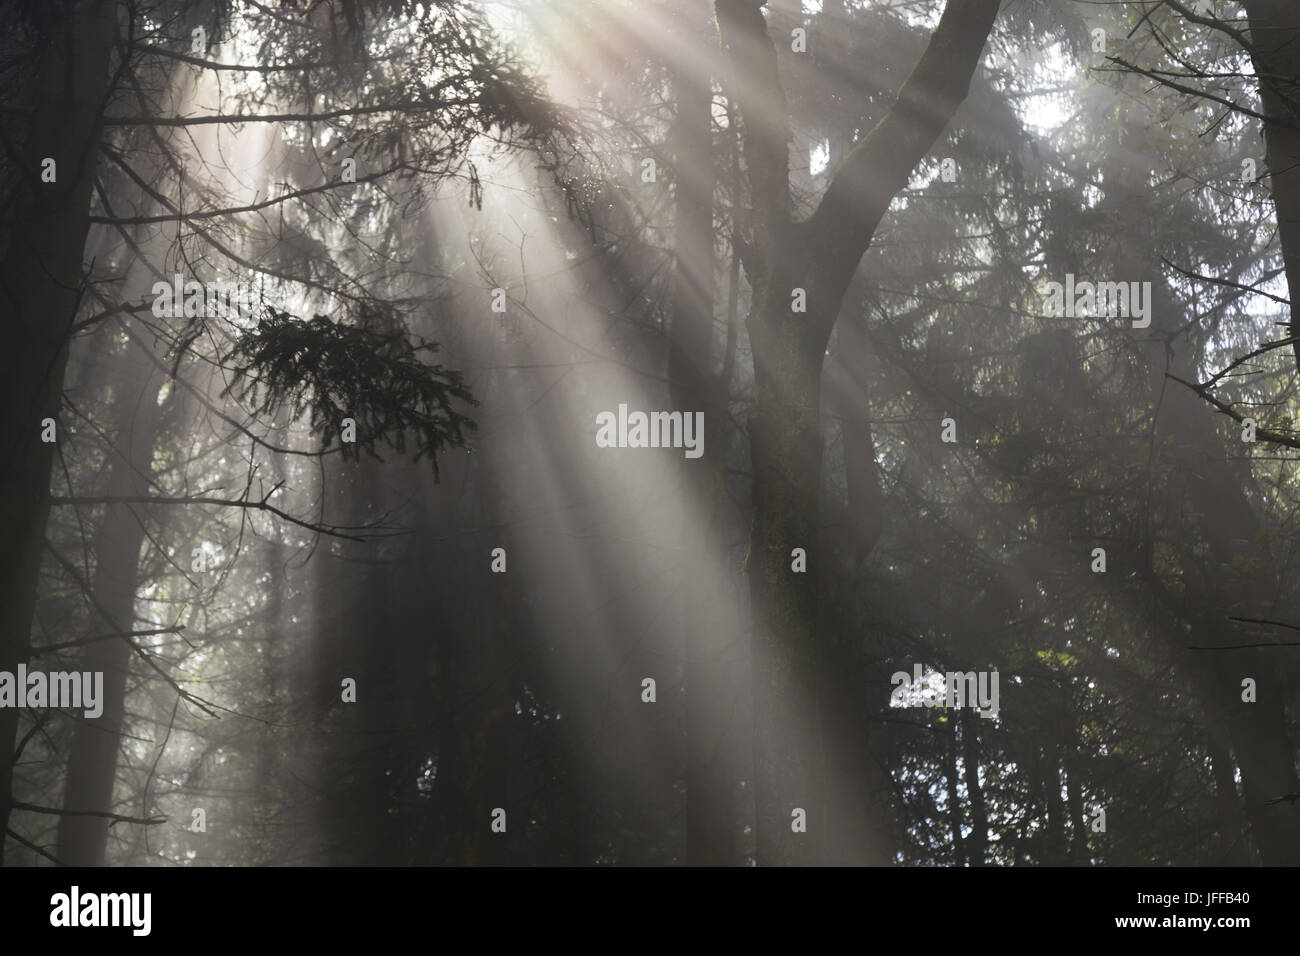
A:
[
  {"left": 715, "top": 0, "right": 1000, "bottom": 864},
  {"left": 820, "top": 307, "right": 891, "bottom": 865},
  {"left": 0, "top": 0, "right": 118, "bottom": 862},
  {"left": 668, "top": 2, "right": 737, "bottom": 867},
  {"left": 1207, "top": 734, "right": 1251, "bottom": 864},
  {"left": 942, "top": 720, "right": 966, "bottom": 865},
  {"left": 1240, "top": 0, "right": 1300, "bottom": 373},
  {"left": 57, "top": 358, "right": 164, "bottom": 865},
  {"left": 959, "top": 708, "right": 987, "bottom": 864}
]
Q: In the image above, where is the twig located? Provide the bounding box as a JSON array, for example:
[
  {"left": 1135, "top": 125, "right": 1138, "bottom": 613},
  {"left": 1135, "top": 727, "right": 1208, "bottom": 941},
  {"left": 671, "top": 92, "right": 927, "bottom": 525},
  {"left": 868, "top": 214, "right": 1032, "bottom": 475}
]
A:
[{"left": 11, "top": 801, "right": 166, "bottom": 827}]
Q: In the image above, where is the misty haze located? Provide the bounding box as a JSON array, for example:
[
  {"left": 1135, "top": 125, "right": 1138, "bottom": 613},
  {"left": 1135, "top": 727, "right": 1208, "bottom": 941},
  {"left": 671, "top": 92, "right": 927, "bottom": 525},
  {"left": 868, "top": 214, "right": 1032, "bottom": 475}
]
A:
[{"left": 1, "top": 0, "right": 1298, "bottom": 870}]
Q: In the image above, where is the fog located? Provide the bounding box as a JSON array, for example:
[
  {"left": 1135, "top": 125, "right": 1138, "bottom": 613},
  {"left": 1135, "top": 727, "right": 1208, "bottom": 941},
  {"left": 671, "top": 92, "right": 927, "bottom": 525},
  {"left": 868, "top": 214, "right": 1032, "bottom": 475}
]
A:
[{"left": 2, "top": 0, "right": 1298, "bottom": 867}]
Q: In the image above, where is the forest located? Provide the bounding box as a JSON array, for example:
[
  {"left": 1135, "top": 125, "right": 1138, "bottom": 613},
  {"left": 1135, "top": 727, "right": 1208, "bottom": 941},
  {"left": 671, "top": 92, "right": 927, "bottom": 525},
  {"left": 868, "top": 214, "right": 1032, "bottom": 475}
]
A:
[{"left": 1, "top": 0, "right": 1298, "bottom": 868}]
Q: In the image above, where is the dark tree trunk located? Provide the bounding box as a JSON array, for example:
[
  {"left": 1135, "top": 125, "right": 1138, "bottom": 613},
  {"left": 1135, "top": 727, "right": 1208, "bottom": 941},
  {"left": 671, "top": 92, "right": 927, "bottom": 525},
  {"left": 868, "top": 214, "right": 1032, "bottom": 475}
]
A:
[
  {"left": 942, "top": 720, "right": 966, "bottom": 865},
  {"left": 669, "top": 0, "right": 736, "bottom": 867},
  {"left": 0, "top": 0, "right": 117, "bottom": 861},
  {"left": 715, "top": 0, "right": 1001, "bottom": 864},
  {"left": 959, "top": 708, "right": 987, "bottom": 865},
  {"left": 57, "top": 359, "right": 164, "bottom": 865},
  {"left": 1241, "top": 0, "right": 1300, "bottom": 373},
  {"left": 252, "top": 454, "right": 289, "bottom": 865},
  {"left": 820, "top": 310, "right": 891, "bottom": 865},
  {"left": 1207, "top": 734, "right": 1252, "bottom": 864},
  {"left": 1043, "top": 744, "right": 1067, "bottom": 864},
  {"left": 1065, "top": 750, "right": 1088, "bottom": 864}
]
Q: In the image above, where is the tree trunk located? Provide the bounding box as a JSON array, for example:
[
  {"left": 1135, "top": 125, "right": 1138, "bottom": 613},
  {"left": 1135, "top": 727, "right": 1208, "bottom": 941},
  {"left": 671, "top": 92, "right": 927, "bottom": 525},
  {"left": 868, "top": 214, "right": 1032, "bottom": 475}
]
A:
[
  {"left": 942, "top": 720, "right": 966, "bottom": 865},
  {"left": 1207, "top": 734, "right": 1251, "bottom": 864},
  {"left": 0, "top": 0, "right": 117, "bottom": 861},
  {"left": 669, "top": 0, "right": 736, "bottom": 867},
  {"left": 959, "top": 708, "right": 987, "bottom": 864},
  {"left": 1043, "top": 744, "right": 1067, "bottom": 864},
  {"left": 715, "top": 0, "right": 1001, "bottom": 864},
  {"left": 746, "top": 297, "right": 828, "bottom": 863},
  {"left": 1065, "top": 749, "right": 1088, "bottom": 864},
  {"left": 57, "top": 358, "right": 164, "bottom": 865},
  {"left": 252, "top": 453, "right": 288, "bottom": 865},
  {"left": 820, "top": 309, "right": 891, "bottom": 865},
  {"left": 1241, "top": 0, "right": 1300, "bottom": 373}
]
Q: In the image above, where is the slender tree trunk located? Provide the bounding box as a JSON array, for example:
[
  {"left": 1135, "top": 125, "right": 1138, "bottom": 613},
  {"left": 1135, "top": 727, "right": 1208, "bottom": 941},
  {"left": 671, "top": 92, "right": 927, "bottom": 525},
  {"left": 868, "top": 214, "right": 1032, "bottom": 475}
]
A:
[
  {"left": 820, "top": 309, "right": 891, "bottom": 865},
  {"left": 1065, "top": 750, "right": 1088, "bottom": 864},
  {"left": 1043, "top": 744, "right": 1067, "bottom": 864},
  {"left": 0, "top": 0, "right": 117, "bottom": 860},
  {"left": 669, "top": 0, "right": 736, "bottom": 867},
  {"left": 959, "top": 708, "right": 987, "bottom": 865},
  {"left": 57, "top": 358, "right": 164, "bottom": 865},
  {"left": 322, "top": 459, "right": 405, "bottom": 865},
  {"left": 942, "top": 720, "right": 966, "bottom": 865},
  {"left": 252, "top": 453, "right": 288, "bottom": 865},
  {"left": 1207, "top": 734, "right": 1252, "bottom": 864}
]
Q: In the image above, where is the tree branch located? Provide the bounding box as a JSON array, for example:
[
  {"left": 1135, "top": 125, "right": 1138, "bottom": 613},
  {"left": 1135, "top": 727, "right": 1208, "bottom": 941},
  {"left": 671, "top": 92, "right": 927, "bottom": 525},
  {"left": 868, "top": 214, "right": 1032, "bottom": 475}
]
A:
[
  {"left": 5, "top": 828, "right": 66, "bottom": 866},
  {"left": 11, "top": 801, "right": 166, "bottom": 827},
  {"left": 48, "top": 494, "right": 388, "bottom": 542},
  {"left": 807, "top": 0, "right": 1002, "bottom": 293},
  {"left": 1166, "top": 372, "right": 1300, "bottom": 449},
  {"left": 715, "top": 0, "right": 793, "bottom": 253}
]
